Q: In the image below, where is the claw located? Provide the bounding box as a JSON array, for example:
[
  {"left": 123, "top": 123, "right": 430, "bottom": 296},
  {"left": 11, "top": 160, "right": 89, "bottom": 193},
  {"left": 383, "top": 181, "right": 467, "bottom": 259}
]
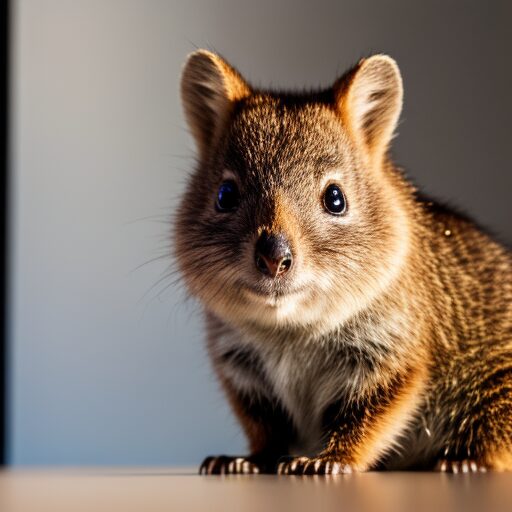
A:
[
  {"left": 277, "top": 456, "right": 353, "bottom": 476},
  {"left": 199, "top": 455, "right": 263, "bottom": 475},
  {"left": 435, "top": 459, "right": 487, "bottom": 474}
]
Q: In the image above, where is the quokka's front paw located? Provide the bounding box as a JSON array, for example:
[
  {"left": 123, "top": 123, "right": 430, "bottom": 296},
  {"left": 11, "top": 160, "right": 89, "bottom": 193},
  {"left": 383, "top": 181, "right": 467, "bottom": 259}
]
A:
[
  {"left": 199, "top": 455, "right": 262, "bottom": 475},
  {"left": 277, "top": 456, "right": 354, "bottom": 475},
  {"left": 435, "top": 459, "right": 488, "bottom": 474}
]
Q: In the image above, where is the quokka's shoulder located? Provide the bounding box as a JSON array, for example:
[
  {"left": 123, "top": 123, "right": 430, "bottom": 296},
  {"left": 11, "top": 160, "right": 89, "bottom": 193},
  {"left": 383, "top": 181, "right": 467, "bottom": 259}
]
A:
[{"left": 413, "top": 192, "right": 512, "bottom": 270}]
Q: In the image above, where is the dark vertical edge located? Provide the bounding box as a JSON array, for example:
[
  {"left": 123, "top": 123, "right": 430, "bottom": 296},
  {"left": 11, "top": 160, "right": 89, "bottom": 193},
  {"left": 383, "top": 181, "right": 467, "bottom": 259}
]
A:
[{"left": 1, "top": 0, "right": 10, "bottom": 465}]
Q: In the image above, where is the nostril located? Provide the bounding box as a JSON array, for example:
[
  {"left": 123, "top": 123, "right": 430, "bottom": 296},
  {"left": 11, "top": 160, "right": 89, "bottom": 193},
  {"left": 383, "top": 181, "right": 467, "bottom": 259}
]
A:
[
  {"left": 278, "top": 256, "right": 293, "bottom": 275},
  {"left": 255, "top": 254, "right": 270, "bottom": 275},
  {"left": 255, "top": 251, "right": 293, "bottom": 278},
  {"left": 254, "top": 231, "right": 294, "bottom": 277}
]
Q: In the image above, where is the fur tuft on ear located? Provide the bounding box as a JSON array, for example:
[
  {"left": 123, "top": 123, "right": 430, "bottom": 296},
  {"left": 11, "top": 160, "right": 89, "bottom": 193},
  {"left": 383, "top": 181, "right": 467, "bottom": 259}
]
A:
[
  {"left": 335, "top": 55, "right": 403, "bottom": 159},
  {"left": 181, "top": 50, "right": 251, "bottom": 159}
]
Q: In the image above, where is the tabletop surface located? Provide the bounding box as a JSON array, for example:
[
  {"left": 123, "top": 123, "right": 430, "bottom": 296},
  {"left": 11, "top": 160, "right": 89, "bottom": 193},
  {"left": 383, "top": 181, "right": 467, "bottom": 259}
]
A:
[{"left": 0, "top": 467, "right": 511, "bottom": 512}]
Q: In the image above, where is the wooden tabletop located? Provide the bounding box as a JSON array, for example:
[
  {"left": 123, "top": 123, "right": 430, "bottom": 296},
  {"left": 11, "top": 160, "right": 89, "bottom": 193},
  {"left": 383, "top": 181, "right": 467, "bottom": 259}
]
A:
[{"left": 0, "top": 468, "right": 510, "bottom": 512}]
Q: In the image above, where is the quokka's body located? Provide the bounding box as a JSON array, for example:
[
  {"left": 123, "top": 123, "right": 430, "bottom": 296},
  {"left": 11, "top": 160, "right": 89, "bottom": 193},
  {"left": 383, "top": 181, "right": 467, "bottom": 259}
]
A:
[{"left": 175, "top": 50, "right": 512, "bottom": 474}]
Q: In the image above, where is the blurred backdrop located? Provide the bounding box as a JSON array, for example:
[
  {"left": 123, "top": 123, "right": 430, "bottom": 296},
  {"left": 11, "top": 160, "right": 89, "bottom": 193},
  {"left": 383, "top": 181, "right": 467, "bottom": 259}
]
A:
[{"left": 8, "top": 0, "right": 512, "bottom": 465}]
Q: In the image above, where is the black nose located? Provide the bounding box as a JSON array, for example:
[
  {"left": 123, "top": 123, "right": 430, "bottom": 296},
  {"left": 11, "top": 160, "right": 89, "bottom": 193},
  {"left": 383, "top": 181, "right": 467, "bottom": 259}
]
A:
[{"left": 255, "top": 231, "right": 293, "bottom": 277}]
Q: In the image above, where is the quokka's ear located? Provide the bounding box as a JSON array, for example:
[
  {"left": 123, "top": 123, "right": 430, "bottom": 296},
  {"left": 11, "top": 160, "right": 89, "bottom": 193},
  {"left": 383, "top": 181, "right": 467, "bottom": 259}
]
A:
[
  {"left": 181, "top": 50, "right": 251, "bottom": 159},
  {"left": 335, "top": 55, "right": 403, "bottom": 159}
]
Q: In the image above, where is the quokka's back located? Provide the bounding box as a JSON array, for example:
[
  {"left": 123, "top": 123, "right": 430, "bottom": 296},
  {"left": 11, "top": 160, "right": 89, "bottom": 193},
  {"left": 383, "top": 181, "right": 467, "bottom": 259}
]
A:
[{"left": 174, "top": 50, "right": 512, "bottom": 474}]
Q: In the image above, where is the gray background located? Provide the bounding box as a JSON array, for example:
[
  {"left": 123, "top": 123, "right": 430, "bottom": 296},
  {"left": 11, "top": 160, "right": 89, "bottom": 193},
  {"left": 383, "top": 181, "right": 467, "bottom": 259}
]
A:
[{"left": 9, "top": 0, "right": 511, "bottom": 465}]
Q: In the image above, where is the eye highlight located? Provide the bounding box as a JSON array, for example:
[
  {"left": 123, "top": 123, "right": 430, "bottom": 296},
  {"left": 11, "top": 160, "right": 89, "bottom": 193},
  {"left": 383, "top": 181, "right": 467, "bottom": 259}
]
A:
[
  {"left": 323, "top": 184, "right": 347, "bottom": 215},
  {"left": 215, "top": 180, "right": 240, "bottom": 212}
]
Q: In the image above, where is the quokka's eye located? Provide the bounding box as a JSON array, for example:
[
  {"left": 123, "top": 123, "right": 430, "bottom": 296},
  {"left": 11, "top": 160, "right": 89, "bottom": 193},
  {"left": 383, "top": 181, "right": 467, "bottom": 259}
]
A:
[
  {"left": 216, "top": 180, "right": 240, "bottom": 212},
  {"left": 323, "top": 184, "right": 347, "bottom": 215}
]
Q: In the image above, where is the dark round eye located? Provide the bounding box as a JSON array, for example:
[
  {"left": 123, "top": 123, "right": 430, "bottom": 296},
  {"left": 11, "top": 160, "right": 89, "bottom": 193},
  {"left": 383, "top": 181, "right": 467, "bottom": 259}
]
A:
[
  {"left": 216, "top": 180, "right": 239, "bottom": 212},
  {"left": 323, "top": 184, "right": 346, "bottom": 215}
]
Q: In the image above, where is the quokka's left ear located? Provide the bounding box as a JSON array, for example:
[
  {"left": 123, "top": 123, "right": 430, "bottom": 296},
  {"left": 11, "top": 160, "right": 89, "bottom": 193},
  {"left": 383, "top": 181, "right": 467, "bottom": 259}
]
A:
[{"left": 334, "top": 55, "right": 403, "bottom": 160}]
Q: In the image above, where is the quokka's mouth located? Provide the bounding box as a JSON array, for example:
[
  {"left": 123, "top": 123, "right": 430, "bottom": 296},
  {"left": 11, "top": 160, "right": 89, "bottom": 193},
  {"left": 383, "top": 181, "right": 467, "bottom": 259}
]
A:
[{"left": 240, "top": 282, "right": 307, "bottom": 305}]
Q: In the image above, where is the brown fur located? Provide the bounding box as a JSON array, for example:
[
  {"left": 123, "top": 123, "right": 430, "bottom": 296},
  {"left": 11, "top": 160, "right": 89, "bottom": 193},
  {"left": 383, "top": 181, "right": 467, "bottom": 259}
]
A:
[{"left": 175, "top": 50, "right": 512, "bottom": 474}]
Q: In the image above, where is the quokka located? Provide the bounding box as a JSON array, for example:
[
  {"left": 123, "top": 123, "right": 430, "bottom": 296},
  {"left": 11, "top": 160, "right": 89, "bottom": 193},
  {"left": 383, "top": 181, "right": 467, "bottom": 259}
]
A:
[{"left": 175, "top": 50, "right": 512, "bottom": 474}]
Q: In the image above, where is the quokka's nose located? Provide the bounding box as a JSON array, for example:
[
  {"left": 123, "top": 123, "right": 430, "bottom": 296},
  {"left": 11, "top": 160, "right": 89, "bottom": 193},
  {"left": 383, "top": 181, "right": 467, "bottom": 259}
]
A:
[{"left": 255, "top": 231, "right": 293, "bottom": 278}]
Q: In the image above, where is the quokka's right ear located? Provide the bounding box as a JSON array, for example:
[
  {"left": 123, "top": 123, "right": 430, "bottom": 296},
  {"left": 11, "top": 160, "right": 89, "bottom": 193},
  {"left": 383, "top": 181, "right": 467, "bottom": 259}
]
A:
[{"left": 181, "top": 50, "right": 251, "bottom": 159}]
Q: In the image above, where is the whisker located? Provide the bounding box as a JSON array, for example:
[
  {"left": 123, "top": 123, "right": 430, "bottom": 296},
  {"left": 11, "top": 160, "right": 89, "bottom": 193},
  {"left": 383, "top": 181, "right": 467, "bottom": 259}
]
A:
[{"left": 129, "top": 254, "right": 173, "bottom": 274}]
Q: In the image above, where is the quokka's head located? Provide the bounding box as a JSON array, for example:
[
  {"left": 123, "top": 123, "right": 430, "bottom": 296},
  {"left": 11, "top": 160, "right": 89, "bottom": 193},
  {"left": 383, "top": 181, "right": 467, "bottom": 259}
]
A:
[{"left": 175, "top": 50, "right": 412, "bottom": 334}]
